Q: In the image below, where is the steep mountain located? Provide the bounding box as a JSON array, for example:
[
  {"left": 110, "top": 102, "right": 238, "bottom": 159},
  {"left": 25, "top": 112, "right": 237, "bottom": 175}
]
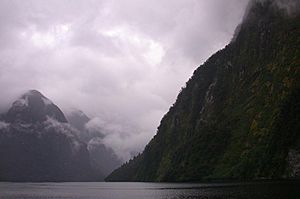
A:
[
  {"left": 0, "top": 90, "right": 100, "bottom": 182},
  {"left": 66, "top": 109, "right": 122, "bottom": 177},
  {"left": 106, "top": 0, "right": 300, "bottom": 182},
  {"left": 5, "top": 90, "right": 67, "bottom": 124}
]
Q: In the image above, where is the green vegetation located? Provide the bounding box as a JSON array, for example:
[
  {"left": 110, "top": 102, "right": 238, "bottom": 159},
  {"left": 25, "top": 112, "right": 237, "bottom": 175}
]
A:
[{"left": 106, "top": 1, "right": 300, "bottom": 182}]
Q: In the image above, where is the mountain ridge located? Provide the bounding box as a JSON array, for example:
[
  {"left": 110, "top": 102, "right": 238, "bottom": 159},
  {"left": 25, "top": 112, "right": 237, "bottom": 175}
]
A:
[
  {"left": 106, "top": 0, "right": 300, "bottom": 182},
  {"left": 0, "top": 90, "right": 100, "bottom": 182},
  {"left": 0, "top": 90, "right": 123, "bottom": 181},
  {"left": 4, "top": 89, "right": 67, "bottom": 124}
]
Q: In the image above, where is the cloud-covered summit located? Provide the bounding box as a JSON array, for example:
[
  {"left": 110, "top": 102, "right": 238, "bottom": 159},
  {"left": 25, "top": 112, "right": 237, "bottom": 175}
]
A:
[{"left": 0, "top": 0, "right": 250, "bottom": 161}]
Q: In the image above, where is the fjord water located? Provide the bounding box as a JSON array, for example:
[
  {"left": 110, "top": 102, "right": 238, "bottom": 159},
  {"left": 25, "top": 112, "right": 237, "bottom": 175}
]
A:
[{"left": 0, "top": 181, "right": 299, "bottom": 199}]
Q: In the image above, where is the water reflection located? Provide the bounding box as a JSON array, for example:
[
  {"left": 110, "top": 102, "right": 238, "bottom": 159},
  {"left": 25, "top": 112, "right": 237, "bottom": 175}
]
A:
[{"left": 0, "top": 181, "right": 299, "bottom": 199}]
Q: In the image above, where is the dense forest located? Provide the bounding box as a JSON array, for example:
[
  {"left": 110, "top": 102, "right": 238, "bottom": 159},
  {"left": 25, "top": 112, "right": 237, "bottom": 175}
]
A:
[{"left": 106, "top": 0, "right": 300, "bottom": 182}]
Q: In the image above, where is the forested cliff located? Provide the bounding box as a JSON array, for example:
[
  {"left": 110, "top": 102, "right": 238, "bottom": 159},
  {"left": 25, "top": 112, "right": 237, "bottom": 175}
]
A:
[{"left": 106, "top": 0, "right": 300, "bottom": 182}]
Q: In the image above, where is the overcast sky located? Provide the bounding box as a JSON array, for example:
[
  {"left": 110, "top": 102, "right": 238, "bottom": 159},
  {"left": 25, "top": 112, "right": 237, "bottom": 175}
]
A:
[{"left": 0, "top": 0, "right": 250, "bottom": 161}]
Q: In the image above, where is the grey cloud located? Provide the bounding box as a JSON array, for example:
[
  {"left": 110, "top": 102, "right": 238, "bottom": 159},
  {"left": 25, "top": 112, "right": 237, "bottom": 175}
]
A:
[
  {"left": 0, "top": 0, "right": 250, "bottom": 161},
  {"left": 43, "top": 117, "right": 84, "bottom": 152},
  {"left": 0, "top": 121, "right": 9, "bottom": 130}
]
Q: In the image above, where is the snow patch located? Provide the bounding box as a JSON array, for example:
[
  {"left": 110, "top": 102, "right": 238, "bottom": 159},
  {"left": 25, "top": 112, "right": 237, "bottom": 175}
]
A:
[
  {"left": 13, "top": 97, "right": 28, "bottom": 107},
  {"left": 42, "top": 97, "right": 53, "bottom": 106}
]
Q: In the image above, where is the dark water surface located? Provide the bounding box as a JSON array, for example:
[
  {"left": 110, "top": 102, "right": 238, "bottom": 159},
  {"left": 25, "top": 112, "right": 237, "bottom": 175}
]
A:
[{"left": 0, "top": 181, "right": 299, "bottom": 199}]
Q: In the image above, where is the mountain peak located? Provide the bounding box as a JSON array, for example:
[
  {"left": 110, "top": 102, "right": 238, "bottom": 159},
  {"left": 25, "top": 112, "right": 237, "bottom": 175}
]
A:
[
  {"left": 23, "top": 89, "right": 44, "bottom": 97},
  {"left": 22, "top": 89, "right": 53, "bottom": 106},
  {"left": 5, "top": 89, "right": 67, "bottom": 124}
]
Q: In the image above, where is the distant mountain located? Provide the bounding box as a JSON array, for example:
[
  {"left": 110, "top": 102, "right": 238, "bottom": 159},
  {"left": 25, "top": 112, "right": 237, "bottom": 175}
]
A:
[
  {"left": 106, "top": 0, "right": 300, "bottom": 182},
  {"left": 0, "top": 90, "right": 102, "bottom": 182},
  {"left": 66, "top": 109, "right": 122, "bottom": 177},
  {"left": 88, "top": 137, "right": 122, "bottom": 178},
  {"left": 66, "top": 109, "right": 90, "bottom": 132},
  {"left": 5, "top": 90, "right": 67, "bottom": 124},
  {"left": 65, "top": 109, "right": 93, "bottom": 142}
]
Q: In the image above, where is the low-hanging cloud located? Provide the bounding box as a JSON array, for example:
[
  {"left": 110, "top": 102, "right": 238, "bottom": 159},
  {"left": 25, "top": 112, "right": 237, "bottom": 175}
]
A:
[
  {"left": 85, "top": 117, "right": 155, "bottom": 161},
  {"left": 0, "top": 0, "right": 250, "bottom": 161},
  {"left": 0, "top": 121, "right": 9, "bottom": 130},
  {"left": 272, "top": 0, "right": 300, "bottom": 15},
  {"left": 249, "top": 0, "right": 300, "bottom": 16}
]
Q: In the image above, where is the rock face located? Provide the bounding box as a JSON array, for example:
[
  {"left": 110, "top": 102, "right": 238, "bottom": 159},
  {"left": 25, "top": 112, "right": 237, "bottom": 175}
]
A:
[
  {"left": 106, "top": 0, "right": 300, "bottom": 182},
  {"left": 0, "top": 90, "right": 99, "bottom": 182}
]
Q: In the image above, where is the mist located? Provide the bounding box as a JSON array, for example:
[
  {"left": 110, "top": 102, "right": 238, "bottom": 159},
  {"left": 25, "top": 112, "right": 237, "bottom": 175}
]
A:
[
  {"left": 251, "top": 0, "right": 300, "bottom": 15},
  {"left": 0, "top": 0, "right": 250, "bottom": 161}
]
